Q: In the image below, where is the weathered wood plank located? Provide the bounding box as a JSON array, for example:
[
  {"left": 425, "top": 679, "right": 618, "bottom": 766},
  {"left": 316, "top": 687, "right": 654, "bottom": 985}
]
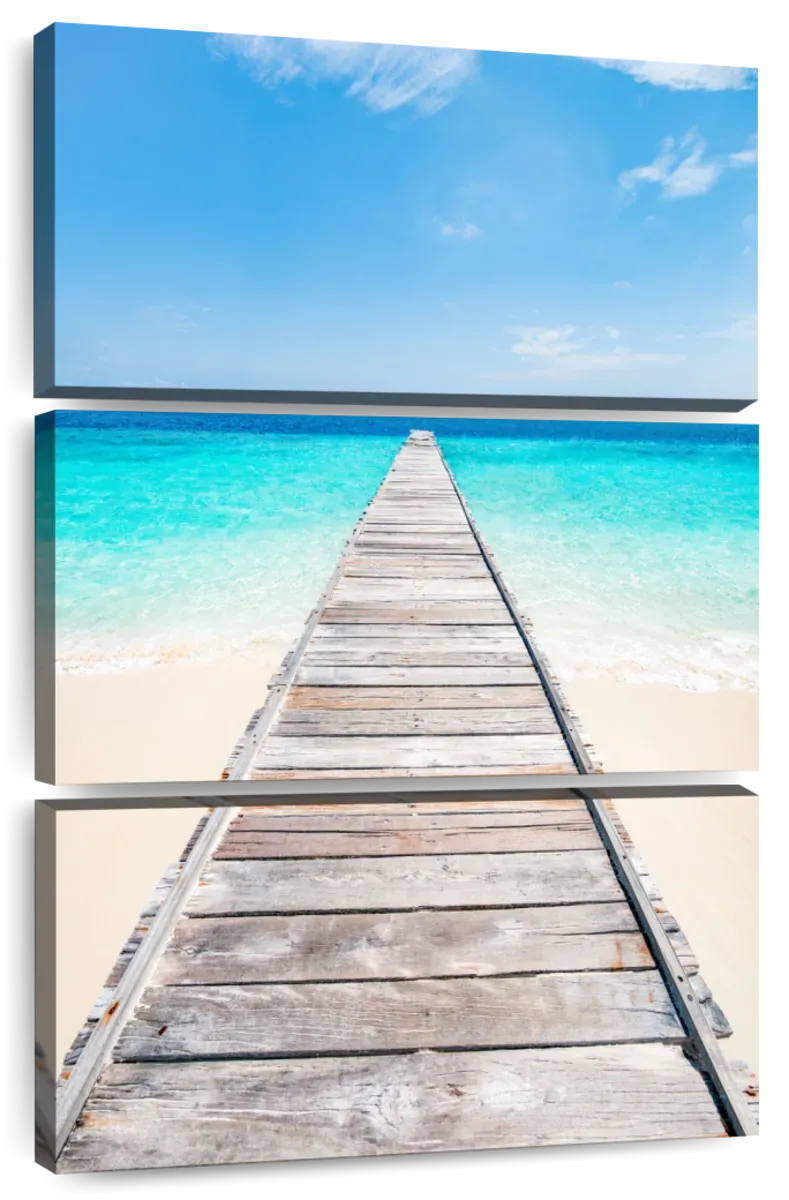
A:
[
  {"left": 360, "top": 514, "right": 469, "bottom": 521},
  {"left": 346, "top": 547, "right": 482, "bottom": 558},
  {"left": 186, "top": 850, "right": 628, "bottom": 914},
  {"left": 232, "top": 804, "right": 587, "bottom": 831},
  {"left": 355, "top": 535, "right": 478, "bottom": 547},
  {"left": 321, "top": 604, "right": 513, "bottom": 624},
  {"left": 333, "top": 578, "right": 499, "bottom": 599},
  {"left": 356, "top": 524, "right": 472, "bottom": 532},
  {"left": 286, "top": 686, "right": 544, "bottom": 709},
  {"left": 304, "top": 637, "right": 528, "bottom": 653},
  {"left": 214, "top": 823, "right": 602, "bottom": 858},
  {"left": 274, "top": 709, "right": 559, "bottom": 736},
  {"left": 312, "top": 625, "right": 524, "bottom": 640},
  {"left": 155, "top": 902, "right": 648, "bottom": 984},
  {"left": 58, "top": 1045, "right": 726, "bottom": 1171},
  {"left": 234, "top": 798, "right": 587, "bottom": 815},
  {"left": 116, "top": 971, "right": 684, "bottom": 1060},
  {"left": 354, "top": 535, "right": 477, "bottom": 544},
  {"left": 301, "top": 649, "right": 532, "bottom": 667},
  {"left": 249, "top": 765, "right": 578, "bottom": 778},
  {"left": 294, "top": 667, "right": 542, "bottom": 687},
  {"left": 345, "top": 560, "right": 490, "bottom": 577},
  {"left": 253, "top": 734, "right": 573, "bottom": 770},
  {"left": 363, "top": 511, "right": 468, "bottom": 519}
]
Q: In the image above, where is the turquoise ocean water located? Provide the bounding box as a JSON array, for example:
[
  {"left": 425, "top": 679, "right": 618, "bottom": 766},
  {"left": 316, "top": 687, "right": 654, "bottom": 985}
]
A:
[{"left": 51, "top": 413, "right": 758, "bottom": 691}]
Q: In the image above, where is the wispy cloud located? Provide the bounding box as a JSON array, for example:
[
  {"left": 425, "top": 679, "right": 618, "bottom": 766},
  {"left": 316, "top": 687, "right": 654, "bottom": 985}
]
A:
[
  {"left": 592, "top": 59, "right": 756, "bottom": 91},
  {"left": 725, "top": 139, "right": 759, "bottom": 168},
  {"left": 613, "top": 280, "right": 632, "bottom": 289},
  {"left": 439, "top": 221, "right": 482, "bottom": 239},
  {"left": 209, "top": 35, "right": 477, "bottom": 114},
  {"left": 510, "top": 326, "right": 580, "bottom": 358},
  {"left": 604, "top": 326, "right": 621, "bottom": 339},
  {"left": 508, "top": 324, "right": 685, "bottom": 378},
  {"left": 620, "top": 132, "right": 757, "bottom": 200},
  {"left": 704, "top": 314, "right": 757, "bottom": 341}
]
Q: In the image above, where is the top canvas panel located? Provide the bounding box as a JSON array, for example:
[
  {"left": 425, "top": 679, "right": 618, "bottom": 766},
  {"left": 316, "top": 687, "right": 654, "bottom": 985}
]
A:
[{"left": 35, "top": 23, "right": 757, "bottom": 410}]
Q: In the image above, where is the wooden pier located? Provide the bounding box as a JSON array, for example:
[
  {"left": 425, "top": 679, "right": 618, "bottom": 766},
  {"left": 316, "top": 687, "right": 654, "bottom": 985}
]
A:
[
  {"left": 52, "top": 794, "right": 757, "bottom": 1172},
  {"left": 225, "top": 431, "right": 596, "bottom": 781},
  {"left": 45, "top": 433, "right": 758, "bottom": 1171}
]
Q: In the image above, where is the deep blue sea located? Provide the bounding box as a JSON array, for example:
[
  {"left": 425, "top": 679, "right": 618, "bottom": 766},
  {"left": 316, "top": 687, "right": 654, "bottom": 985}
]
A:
[{"left": 51, "top": 413, "right": 758, "bottom": 690}]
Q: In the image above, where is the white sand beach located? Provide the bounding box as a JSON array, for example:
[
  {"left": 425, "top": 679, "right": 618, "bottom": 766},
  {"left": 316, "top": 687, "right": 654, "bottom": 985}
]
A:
[{"left": 52, "top": 642, "right": 758, "bottom": 1077}]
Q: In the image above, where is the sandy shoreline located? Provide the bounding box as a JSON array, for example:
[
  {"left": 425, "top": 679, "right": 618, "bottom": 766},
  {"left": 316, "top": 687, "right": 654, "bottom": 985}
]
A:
[{"left": 52, "top": 655, "right": 758, "bottom": 1074}]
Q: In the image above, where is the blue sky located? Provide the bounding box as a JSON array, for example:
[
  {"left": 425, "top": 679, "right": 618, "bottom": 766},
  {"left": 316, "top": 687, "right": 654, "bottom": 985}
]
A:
[{"left": 53, "top": 24, "right": 758, "bottom": 398}]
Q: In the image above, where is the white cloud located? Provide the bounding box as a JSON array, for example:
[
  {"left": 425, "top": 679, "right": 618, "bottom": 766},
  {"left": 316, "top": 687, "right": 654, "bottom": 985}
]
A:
[
  {"left": 604, "top": 326, "right": 621, "bottom": 339},
  {"left": 726, "top": 137, "right": 759, "bottom": 168},
  {"left": 510, "top": 326, "right": 580, "bottom": 358},
  {"left": 705, "top": 314, "right": 757, "bottom": 341},
  {"left": 619, "top": 136, "right": 677, "bottom": 190},
  {"left": 620, "top": 132, "right": 756, "bottom": 201},
  {"left": 592, "top": 59, "right": 756, "bottom": 91},
  {"left": 439, "top": 221, "right": 481, "bottom": 239},
  {"left": 210, "top": 34, "right": 477, "bottom": 114},
  {"left": 509, "top": 324, "right": 685, "bottom": 378},
  {"left": 662, "top": 138, "right": 722, "bottom": 198},
  {"left": 613, "top": 280, "right": 632, "bottom": 289}
]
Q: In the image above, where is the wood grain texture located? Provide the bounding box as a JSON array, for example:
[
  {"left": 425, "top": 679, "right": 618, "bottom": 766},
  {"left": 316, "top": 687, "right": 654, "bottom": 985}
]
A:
[
  {"left": 115, "top": 970, "right": 684, "bottom": 1060},
  {"left": 186, "top": 850, "right": 629, "bottom": 914},
  {"left": 293, "top": 667, "right": 543, "bottom": 687},
  {"left": 214, "top": 822, "right": 602, "bottom": 857},
  {"left": 248, "top": 765, "right": 577, "bottom": 779},
  {"left": 345, "top": 559, "right": 490, "bottom": 577},
  {"left": 305, "top": 637, "right": 530, "bottom": 655},
  {"left": 344, "top": 549, "right": 482, "bottom": 559},
  {"left": 252, "top": 734, "right": 574, "bottom": 770},
  {"left": 354, "top": 536, "right": 479, "bottom": 551},
  {"left": 274, "top": 709, "right": 559, "bottom": 735},
  {"left": 300, "top": 649, "right": 533, "bottom": 667},
  {"left": 58, "top": 1045, "right": 725, "bottom": 1171},
  {"left": 286, "top": 685, "right": 543, "bottom": 709},
  {"left": 238, "top": 797, "right": 588, "bottom": 814},
  {"left": 155, "top": 903, "right": 649, "bottom": 984},
  {"left": 331, "top": 578, "right": 501, "bottom": 600},
  {"left": 231, "top": 802, "right": 587, "bottom": 831},
  {"left": 350, "top": 530, "right": 472, "bottom": 540},
  {"left": 312, "top": 624, "right": 524, "bottom": 640},
  {"left": 320, "top": 604, "right": 513, "bottom": 624}
]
